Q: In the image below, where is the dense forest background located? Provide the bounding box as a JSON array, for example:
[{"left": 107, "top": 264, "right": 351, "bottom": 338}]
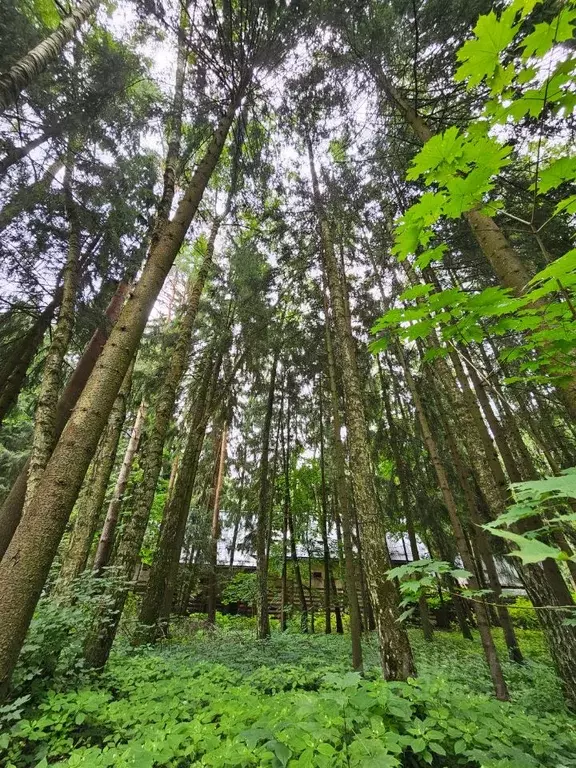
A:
[{"left": 1, "top": 0, "right": 576, "bottom": 765}]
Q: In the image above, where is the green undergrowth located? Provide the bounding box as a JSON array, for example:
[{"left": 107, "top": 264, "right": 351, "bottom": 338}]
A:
[{"left": 1, "top": 628, "right": 574, "bottom": 768}]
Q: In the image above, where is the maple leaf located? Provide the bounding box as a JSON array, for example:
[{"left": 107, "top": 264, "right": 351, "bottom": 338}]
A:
[{"left": 455, "top": 11, "right": 519, "bottom": 88}]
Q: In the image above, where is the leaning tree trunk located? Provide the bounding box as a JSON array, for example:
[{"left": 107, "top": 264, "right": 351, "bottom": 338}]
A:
[
  {"left": 255, "top": 350, "right": 280, "bottom": 640},
  {"left": 0, "top": 0, "right": 100, "bottom": 112},
  {"left": 92, "top": 400, "right": 147, "bottom": 573},
  {"left": 133, "top": 352, "right": 220, "bottom": 646},
  {"left": 309, "top": 138, "right": 414, "bottom": 681},
  {"left": 0, "top": 90, "right": 243, "bottom": 694},
  {"left": 57, "top": 365, "right": 132, "bottom": 588},
  {"left": 23, "top": 169, "right": 80, "bottom": 512},
  {"left": 398, "top": 344, "right": 509, "bottom": 701},
  {"left": 0, "top": 279, "right": 129, "bottom": 560}
]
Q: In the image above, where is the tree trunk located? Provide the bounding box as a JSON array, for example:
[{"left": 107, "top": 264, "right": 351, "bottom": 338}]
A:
[
  {"left": 133, "top": 351, "right": 220, "bottom": 646},
  {"left": 0, "top": 0, "right": 100, "bottom": 112},
  {"left": 255, "top": 350, "right": 279, "bottom": 640},
  {"left": 0, "top": 280, "right": 128, "bottom": 560},
  {"left": 318, "top": 385, "right": 331, "bottom": 634},
  {"left": 92, "top": 400, "right": 147, "bottom": 573},
  {"left": 207, "top": 421, "right": 228, "bottom": 625},
  {"left": 0, "top": 90, "right": 242, "bottom": 693},
  {"left": 23, "top": 167, "right": 80, "bottom": 512},
  {"left": 398, "top": 344, "right": 509, "bottom": 700},
  {"left": 288, "top": 504, "right": 308, "bottom": 633},
  {"left": 309, "top": 138, "right": 414, "bottom": 680},
  {"left": 57, "top": 364, "right": 132, "bottom": 587},
  {"left": 323, "top": 301, "right": 363, "bottom": 669}
]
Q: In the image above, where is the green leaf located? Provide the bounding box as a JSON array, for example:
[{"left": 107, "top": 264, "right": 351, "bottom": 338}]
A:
[
  {"left": 398, "top": 283, "right": 433, "bottom": 302},
  {"left": 537, "top": 158, "right": 576, "bottom": 194},
  {"left": 486, "top": 528, "right": 564, "bottom": 564},
  {"left": 32, "top": 0, "right": 60, "bottom": 28},
  {"left": 521, "top": 8, "right": 576, "bottom": 59},
  {"left": 455, "top": 11, "right": 519, "bottom": 88}
]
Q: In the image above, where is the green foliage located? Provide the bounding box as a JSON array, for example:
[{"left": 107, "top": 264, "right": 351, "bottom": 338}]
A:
[
  {"left": 483, "top": 467, "right": 576, "bottom": 568},
  {"left": 1, "top": 630, "right": 574, "bottom": 767},
  {"left": 388, "top": 560, "right": 471, "bottom": 621},
  {"left": 371, "top": 0, "right": 576, "bottom": 388},
  {"left": 221, "top": 572, "right": 258, "bottom": 606}
]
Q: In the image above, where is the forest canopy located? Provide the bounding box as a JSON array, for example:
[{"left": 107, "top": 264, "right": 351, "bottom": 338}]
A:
[{"left": 1, "top": 0, "right": 576, "bottom": 766}]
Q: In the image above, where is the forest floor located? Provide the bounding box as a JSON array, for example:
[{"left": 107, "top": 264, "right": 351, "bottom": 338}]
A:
[{"left": 2, "top": 624, "right": 576, "bottom": 767}]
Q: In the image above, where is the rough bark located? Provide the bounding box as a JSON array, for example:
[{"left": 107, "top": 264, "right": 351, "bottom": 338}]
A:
[
  {"left": 92, "top": 400, "right": 147, "bottom": 573},
  {"left": 57, "top": 365, "right": 132, "bottom": 587},
  {"left": 23, "top": 169, "right": 80, "bottom": 512},
  {"left": 0, "top": 92, "right": 241, "bottom": 692},
  {"left": 0, "top": 280, "right": 128, "bottom": 560},
  {"left": 134, "top": 351, "right": 220, "bottom": 645},
  {"left": 0, "top": 0, "right": 100, "bottom": 112},
  {"left": 318, "top": 385, "right": 332, "bottom": 634},
  {"left": 309, "top": 138, "right": 414, "bottom": 681}
]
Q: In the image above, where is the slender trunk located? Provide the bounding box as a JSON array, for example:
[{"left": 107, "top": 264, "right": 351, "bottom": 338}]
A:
[
  {"left": 287, "top": 504, "right": 308, "bottom": 633},
  {"left": 442, "top": 418, "right": 522, "bottom": 662},
  {"left": 57, "top": 364, "right": 132, "bottom": 587},
  {"left": 398, "top": 344, "right": 508, "bottom": 700},
  {"left": 133, "top": 352, "right": 220, "bottom": 645},
  {"left": 207, "top": 422, "right": 227, "bottom": 625},
  {"left": 23, "top": 167, "right": 80, "bottom": 512},
  {"left": 309, "top": 138, "right": 414, "bottom": 680},
  {"left": 255, "top": 351, "right": 279, "bottom": 640},
  {"left": 0, "top": 89, "right": 242, "bottom": 692},
  {"left": 0, "top": 0, "right": 100, "bottom": 112},
  {"left": 323, "top": 301, "right": 363, "bottom": 669},
  {"left": 92, "top": 400, "right": 147, "bottom": 573},
  {"left": 0, "top": 280, "right": 128, "bottom": 559}
]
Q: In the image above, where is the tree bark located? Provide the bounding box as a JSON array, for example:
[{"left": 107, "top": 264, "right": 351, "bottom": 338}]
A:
[
  {"left": 23, "top": 168, "right": 80, "bottom": 512},
  {"left": 0, "top": 295, "right": 60, "bottom": 427},
  {"left": 0, "top": 0, "right": 100, "bottom": 112},
  {"left": 0, "top": 91, "right": 242, "bottom": 693},
  {"left": 92, "top": 400, "right": 147, "bottom": 573},
  {"left": 133, "top": 351, "right": 221, "bottom": 645},
  {"left": 57, "top": 364, "right": 132, "bottom": 587},
  {"left": 0, "top": 280, "right": 128, "bottom": 560},
  {"left": 309, "top": 138, "right": 414, "bottom": 680},
  {"left": 318, "top": 384, "right": 332, "bottom": 634}
]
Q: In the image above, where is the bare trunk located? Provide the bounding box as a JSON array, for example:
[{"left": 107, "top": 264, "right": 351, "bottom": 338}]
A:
[
  {"left": 318, "top": 386, "right": 331, "bottom": 634},
  {"left": 23, "top": 168, "right": 80, "bottom": 511},
  {"left": 92, "top": 400, "right": 147, "bottom": 573},
  {"left": 0, "top": 295, "right": 60, "bottom": 427},
  {"left": 323, "top": 305, "right": 363, "bottom": 669},
  {"left": 207, "top": 422, "right": 227, "bottom": 625}
]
